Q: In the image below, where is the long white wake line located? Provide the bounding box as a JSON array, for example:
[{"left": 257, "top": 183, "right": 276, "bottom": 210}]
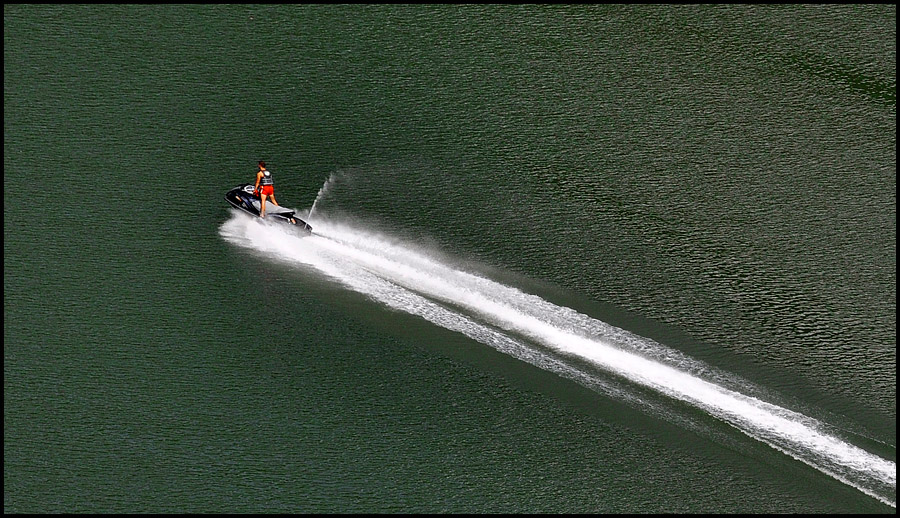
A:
[{"left": 220, "top": 212, "right": 896, "bottom": 507}]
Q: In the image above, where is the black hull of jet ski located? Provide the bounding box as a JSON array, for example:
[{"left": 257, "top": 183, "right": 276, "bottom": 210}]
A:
[{"left": 225, "top": 184, "right": 312, "bottom": 233}]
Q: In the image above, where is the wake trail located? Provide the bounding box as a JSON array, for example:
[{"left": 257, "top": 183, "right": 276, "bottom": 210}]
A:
[{"left": 219, "top": 212, "right": 896, "bottom": 508}]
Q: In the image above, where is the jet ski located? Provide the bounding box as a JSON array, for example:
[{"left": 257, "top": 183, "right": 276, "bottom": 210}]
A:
[{"left": 224, "top": 184, "right": 313, "bottom": 232}]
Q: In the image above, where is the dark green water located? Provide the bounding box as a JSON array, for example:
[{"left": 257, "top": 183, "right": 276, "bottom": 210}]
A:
[{"left": 4, "top": 5, "right": 895, "bottom": 513}]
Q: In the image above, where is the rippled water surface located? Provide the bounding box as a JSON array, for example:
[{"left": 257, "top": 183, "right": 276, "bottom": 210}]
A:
[{"left": 5, "top": 4, "right": 895, "bottom": 513}]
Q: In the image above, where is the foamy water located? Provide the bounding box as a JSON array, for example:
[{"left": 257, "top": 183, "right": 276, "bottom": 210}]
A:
[{"left": 220, "top": 209, "right": 896, "bottom": 507}]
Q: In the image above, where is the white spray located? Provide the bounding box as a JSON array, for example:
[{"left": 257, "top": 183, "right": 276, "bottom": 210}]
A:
[
  {"left": 220, "top": 205, "right": 896, "bottom": 509},
  {"left": 307, "top": 172, "right": 340, "bottom": 222}
]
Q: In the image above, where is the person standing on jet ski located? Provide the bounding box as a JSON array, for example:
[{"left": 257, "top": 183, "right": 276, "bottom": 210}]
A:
[{"left": 253, "top": 160, "right": 281, "bottom": 218}]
